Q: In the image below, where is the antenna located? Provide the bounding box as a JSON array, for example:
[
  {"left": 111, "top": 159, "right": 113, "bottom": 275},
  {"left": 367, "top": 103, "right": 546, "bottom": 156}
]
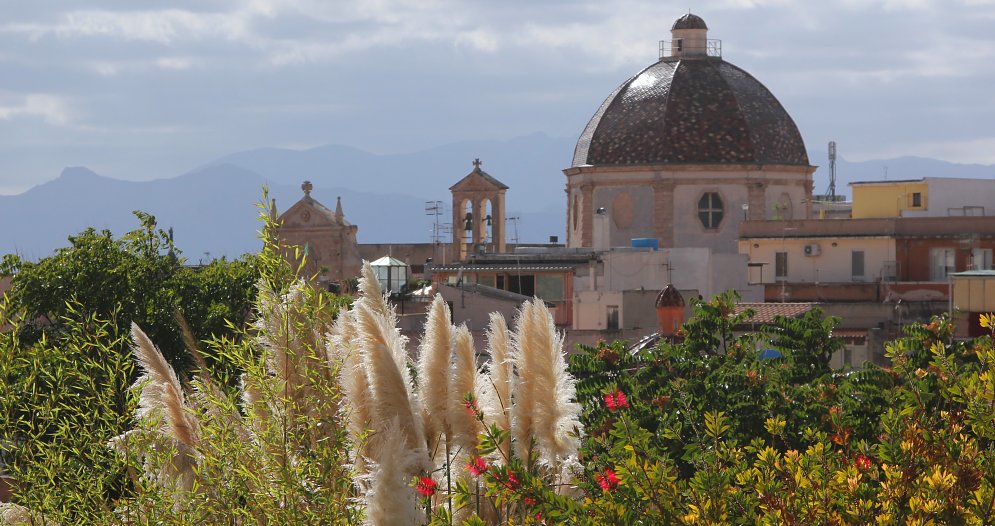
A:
[
  {"left": 424, "top": 201, "right": 445, "bottom": 244},
  {"left": 506, "top": 216, "right": 520, "bottom": 244},
  {"left": 827, "top": 141, "right": 837, "bottom": 200}
]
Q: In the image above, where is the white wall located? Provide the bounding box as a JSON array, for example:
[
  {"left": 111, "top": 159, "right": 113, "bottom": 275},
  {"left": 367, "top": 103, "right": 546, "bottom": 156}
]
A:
[{"left": 905, "top": 178, "right": 995, "bottom": 217}]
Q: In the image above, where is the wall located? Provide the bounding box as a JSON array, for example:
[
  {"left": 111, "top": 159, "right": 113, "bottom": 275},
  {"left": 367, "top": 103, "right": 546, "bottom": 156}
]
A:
[
  {"left": 905, "top": 178, "right": 995, "bottom": 218},
  {"left": 851, "top": 181, "right": 928, "bottom": 218},
  {"left": 741, "top": 236, "right": 895, "bottom": 284},
  {"left": 574, "top": 290, "right": 624, "bottom": 331}
]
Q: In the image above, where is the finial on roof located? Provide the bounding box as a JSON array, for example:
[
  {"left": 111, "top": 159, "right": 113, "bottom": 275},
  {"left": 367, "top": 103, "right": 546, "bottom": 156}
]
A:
[
  {"left": 335, "top": 196, "right": 344, "bottom": 220},
  {"left": 270, "top": 198, "right": 278, "bottom": 221},
  {"left": 302, "top": 180, "right": 313, "bottom": 196},
  {"left": 473, "top": 158, "right": 482, "bottom": 170}
]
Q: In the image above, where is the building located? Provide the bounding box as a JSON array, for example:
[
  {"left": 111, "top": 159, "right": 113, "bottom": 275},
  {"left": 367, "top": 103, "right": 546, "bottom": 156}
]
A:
[
  {"left": 950, "top": 271, "right": 995, "bottom": 339},
  {"left": 564, "top": 12, "right": 815, "bottom": 300},
  {"left": 450, "top": 159, "right": 508, "bottom": 259},
  {"left": 275, "top": 181, "right": 362, "bottom": 287},
  {"left": 850, "top": 177, "right": 995, "bottom": 219}
]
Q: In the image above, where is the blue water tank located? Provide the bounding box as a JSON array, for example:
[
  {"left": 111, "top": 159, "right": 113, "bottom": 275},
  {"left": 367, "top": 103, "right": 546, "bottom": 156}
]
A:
[{"left": 630, "top": 238, "right": 659, "bottom": 250}]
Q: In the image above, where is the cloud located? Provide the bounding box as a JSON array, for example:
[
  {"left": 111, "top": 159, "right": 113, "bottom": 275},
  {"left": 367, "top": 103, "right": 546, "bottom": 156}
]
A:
[{"left": 0, "top": 93, "right": 72, "bottom": 125}]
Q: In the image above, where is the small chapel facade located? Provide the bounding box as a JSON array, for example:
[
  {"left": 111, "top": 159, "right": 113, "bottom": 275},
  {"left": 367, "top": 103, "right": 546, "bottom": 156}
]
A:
[{"left": 275, "top": 181, "right": 362, "bottom": 286}]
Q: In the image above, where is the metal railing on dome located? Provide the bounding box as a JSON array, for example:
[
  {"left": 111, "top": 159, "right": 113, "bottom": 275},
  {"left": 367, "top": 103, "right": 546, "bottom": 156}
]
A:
[{"left": 658, "top": 39, "right": 722, "bottom": 59}]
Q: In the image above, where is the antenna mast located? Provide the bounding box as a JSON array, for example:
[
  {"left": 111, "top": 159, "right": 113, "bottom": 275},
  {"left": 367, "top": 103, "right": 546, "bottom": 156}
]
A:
[{"left": 827, "top": 141, "right": 837, "bottom": 200}]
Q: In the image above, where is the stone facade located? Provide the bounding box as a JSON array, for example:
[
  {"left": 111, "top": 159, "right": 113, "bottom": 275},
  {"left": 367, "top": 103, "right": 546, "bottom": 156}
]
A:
[{"left": 276, "top": 181, "right": 362, "bottom": 285}]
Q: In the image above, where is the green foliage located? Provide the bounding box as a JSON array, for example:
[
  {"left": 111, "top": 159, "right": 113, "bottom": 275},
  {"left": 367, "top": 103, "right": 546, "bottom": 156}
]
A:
[
  {"left": 0, "top": 301, "right": 134, "bottom": 524},
  {"left": 4, "top": 210, "right": 260, "bottom": 374}
]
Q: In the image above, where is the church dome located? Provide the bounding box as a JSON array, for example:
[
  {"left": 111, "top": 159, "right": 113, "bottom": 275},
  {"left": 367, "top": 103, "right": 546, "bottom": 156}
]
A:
[
  {"left": 572, "top": 16, "right": 809, "bottom": 168},
  {"left": 672, "top": 13, "right": 707, "bottom": 30}
]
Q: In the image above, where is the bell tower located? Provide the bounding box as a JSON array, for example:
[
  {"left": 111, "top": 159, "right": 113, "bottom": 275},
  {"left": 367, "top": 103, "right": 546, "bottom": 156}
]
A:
[{"left": 450, "top": 158, "right": 508, "bottom": 260}]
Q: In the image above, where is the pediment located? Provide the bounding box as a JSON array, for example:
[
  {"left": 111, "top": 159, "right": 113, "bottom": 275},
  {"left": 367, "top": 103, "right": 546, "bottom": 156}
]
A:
[
  {"left": 450, "top": 168, "right": 509, "bottom": 192},
  {"left": 278, "top": 197, "right": 347, "bottom": 229}
]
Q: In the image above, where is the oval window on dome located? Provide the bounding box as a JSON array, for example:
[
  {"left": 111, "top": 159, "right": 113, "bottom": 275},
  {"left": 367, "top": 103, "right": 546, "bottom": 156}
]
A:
[{"left": 697, "top": 192, "right": 723, "bottom": 230}]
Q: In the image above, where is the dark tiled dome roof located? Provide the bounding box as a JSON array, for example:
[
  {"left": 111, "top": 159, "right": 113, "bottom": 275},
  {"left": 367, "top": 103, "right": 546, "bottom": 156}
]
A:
[
  {"left": 672, "top": 13, "right": 707, "bottom": 30},
  {"left": 655, "top": 284, "right": 685, "bottom": 308},
  {"left": 572, "top": 58, "right": 809, "bottom": 167}
]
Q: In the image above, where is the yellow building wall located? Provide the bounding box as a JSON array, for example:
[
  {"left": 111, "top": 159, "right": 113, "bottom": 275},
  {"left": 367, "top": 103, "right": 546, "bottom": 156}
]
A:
[{"left": 851, "top": 182, "right": 928, "bottom": 218}]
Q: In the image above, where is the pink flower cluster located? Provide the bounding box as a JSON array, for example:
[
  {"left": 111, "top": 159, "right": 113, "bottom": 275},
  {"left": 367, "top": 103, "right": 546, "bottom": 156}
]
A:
[
  {"left": 603, "top": 390, "right": 629, "bottom": 411},
  {"left": 596, "top": 468, "right": 620, "bottom": 492}
]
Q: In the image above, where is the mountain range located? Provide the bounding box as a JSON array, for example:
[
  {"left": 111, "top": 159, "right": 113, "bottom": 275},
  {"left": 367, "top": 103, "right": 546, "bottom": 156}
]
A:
[{"left": 1, "top": 133, "right": 993, "bottom": 260}]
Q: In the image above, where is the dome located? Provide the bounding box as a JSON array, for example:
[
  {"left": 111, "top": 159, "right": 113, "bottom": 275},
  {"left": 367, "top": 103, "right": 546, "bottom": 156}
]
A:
[
  {"left": 571, "top": 56, "right": 809, "bottom": 168},
  {"left": 655, "top": 284, "right": 685, "bottom": 308},
  {"left": 672, "top": 13, "right": 707, "bottom": 30}
]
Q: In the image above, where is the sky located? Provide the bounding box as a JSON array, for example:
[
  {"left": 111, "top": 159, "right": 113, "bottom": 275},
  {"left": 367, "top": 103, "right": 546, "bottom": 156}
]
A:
[{"left": 1, "top": 0, "right": 994, "bottom": 195}]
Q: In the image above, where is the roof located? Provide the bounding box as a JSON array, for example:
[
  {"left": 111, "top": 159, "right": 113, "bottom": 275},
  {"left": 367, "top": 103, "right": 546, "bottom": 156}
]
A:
[
  {"left": 849, "top": 178, "right": 924, "bottom": 186},
  {"left": 440, "top": 282, "right": 553, "bottom": 307},
  {"left": 370, "top": 256, "right": 407, "bottom": 267},
  {"left": 655, "top": 283, "right": 685, "bottom": 308},
  {"left": 449, "top": 161, "right": 509, "bottom": 191},
  {"left": 432, "top": 264, "right": 576, "bottom": 273},
  {"left": 740, "top": 216, "right": 995, "bottom": 239},
  {"left": 572, "top": 57, "right": 809, "bottom": 168},
  {"left": 734, "top": 302, "right": 814, "bottom": 324},
  {"left": 951, "top": 270, "right": 995, "bottom": 277},
  {"left": 672, "top": 13, "right": 708, "bottom": 30}
]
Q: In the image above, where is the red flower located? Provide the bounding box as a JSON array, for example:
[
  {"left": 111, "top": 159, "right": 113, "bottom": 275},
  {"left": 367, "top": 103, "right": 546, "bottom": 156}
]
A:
[
  {"left": 416, "top": 476, "right": 437, "bottom": 497},
  {"left": 468, "top": 456, "right": 488, "bottom": 477},
  {"left": 596, "top": 468, "right": 620, "bottom": 492},
  {"left": 504, "top": 471, "right": 521, "bottom": 490},
  {"left": 603, "top": 390, "right": 629, "bottom": 411},
  {"left": 463, "top": 393, "right": 482, "bottom": 419},
  {"left": 523, "top": 496, "right": 538, "bottom": 507},
  {"left": 855, "top": 454, "right": 873, "bottom": 470}
]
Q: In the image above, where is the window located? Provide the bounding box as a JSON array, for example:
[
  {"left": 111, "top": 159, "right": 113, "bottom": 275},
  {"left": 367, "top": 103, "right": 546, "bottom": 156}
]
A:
[
  {"left": 851, "top": 251, "right": 865, "bottom": 280},
  {"left": 775, "top": 251, "right": 788, "bottom": 280},
  {"left": 972, "top": 248, "right": 993, "bottom": 270},
  {"left": 697, "top": 192, "right": 724, "bottom": 230},
  {"left": 911, "top": 192, "right": 922, "bottom": 208},
  {"left": 606, "top": 305, "right": 619, "bottom": 331},
  {"left": 508, "top": 274, "right": 535, "bottom": 297},
  {"left": 676, "top": 39, "right": 683, "bottom": 52},
  {"left": 929, "top": 248, "right": 956, "bottom": 281}
]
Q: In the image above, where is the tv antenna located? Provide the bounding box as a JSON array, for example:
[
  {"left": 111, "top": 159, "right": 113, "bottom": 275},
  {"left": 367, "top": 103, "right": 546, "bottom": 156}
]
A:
[
  {"left": 506, "top": 215, "right": 520, "bottom": 244},
  {"left": 425, "top": 201, "right": 445, "bottom": 244},
  {"left": 826, "top": 141, "right": 837, "bottom": 199}
]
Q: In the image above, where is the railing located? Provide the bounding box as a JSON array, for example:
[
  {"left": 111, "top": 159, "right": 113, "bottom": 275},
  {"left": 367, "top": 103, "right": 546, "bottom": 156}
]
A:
[{"left": 658, "top": 39, "right": 722, "bottom": 59}]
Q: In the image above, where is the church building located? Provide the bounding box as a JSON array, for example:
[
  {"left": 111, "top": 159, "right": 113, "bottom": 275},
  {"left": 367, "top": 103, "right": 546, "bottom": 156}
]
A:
[
  {"left": 565, "top": 13, "right": 814, "bottom": 261},
  {"left": 275, "top": 181, "right": 362, "bottom": 287}
]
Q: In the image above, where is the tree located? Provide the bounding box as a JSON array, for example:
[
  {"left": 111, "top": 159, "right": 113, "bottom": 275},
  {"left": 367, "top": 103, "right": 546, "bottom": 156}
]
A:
[{"left": 2, "top": 211, "right": 260, "bottom": 374}]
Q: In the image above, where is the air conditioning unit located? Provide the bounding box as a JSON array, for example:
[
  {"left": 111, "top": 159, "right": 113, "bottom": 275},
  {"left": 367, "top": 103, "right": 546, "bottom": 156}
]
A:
[{"left": 803, "top": 244, "right": 821, "bottom": 257}]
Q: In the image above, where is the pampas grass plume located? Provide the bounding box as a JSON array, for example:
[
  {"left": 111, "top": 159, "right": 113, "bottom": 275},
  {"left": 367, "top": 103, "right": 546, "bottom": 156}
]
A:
[{"left": 417, "top": 294, "right": 453, "bottom": 457}]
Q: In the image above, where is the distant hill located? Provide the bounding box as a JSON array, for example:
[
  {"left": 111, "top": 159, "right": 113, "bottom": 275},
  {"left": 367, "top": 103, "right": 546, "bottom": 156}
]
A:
[
  {"left": 0, "top": 134, "right": 575, "bottom": 259},
  {"left": 2, "top": 136, "right": 993, "bottom": 261}
]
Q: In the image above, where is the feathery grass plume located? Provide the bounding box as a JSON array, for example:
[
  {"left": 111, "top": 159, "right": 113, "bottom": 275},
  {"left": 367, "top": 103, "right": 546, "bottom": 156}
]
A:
[
  {"left": 110, "top": 323, "right": 201, "bottom": 510},
  {"left": 353, "top": 300, "right": 427, "bottom": 461},
  {"left": 356, "top": 261, "right": 409, "bottom": 380},
  {"left": 481, "top": 312, "right": 513, "bottom": 461},
  {"left": 362, "top": 418, "right": 424, "bottom": 526},
  {"left": 335, "top": 307, "right": 376, "bottom": 480},
  {"left": 510, "top": 300, "right": 539, "bottom": 461},
  {"left": 130, "top": 322, "right": 199, "bottom": 448},
  {"left": 448, "top": 324, "right": 482, "bottom": 454},
  {"left": 515, "top": 298, "right": 582, "bottom": 470},
  {"left": 418, "top": 294, "right": 454, "bottom": 459},
  {"left": 252, "top": 279, "right": 342, "bottom": 444}
]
